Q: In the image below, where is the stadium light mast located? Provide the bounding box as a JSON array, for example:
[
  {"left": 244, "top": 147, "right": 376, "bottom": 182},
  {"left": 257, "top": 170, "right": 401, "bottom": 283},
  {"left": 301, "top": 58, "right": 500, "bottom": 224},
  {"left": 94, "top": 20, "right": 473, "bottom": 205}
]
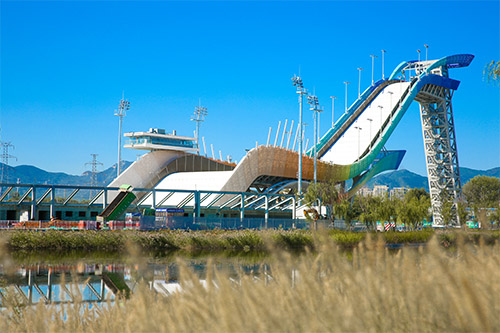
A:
[
  {"left": 378, "top": 105, "right": 384, "bottom": 129},
  {"left": 367, "top": 118, "right": 373, "bottom": 149},
  {"left": 381, "top": 50, "right": 387, "bottom": 79},
  {"left": 344, "top": 81, "right": 350, "bottom": 113},
  {"left": 307, "top": 94, "right": 322, "bottom": 184},
  {"left": 115, "top": 96, "right": 130, "bottom": 177},
  {"left": 369, "top": 54, "right": 377, "bottom": 85},
  {"left": 357, "top": 67, "right": 364, "bottom": 98},
  {"left": 292, "top": 75, "right": 308, "bottom": 195},
  {"left": 354, "top": 126, "right": 363, "bottom": 162},
  {"left": 417, "top": 49, "right": 421, "bottom": 62},
  {"left": 191, "top": 102, "right": 208, "bottom": 155},
  {"left": 424, "top": 44, "right": 429, "bottom": 61},
  {"left": 329, "top": 96, "right": 337, "bottom": 128}
]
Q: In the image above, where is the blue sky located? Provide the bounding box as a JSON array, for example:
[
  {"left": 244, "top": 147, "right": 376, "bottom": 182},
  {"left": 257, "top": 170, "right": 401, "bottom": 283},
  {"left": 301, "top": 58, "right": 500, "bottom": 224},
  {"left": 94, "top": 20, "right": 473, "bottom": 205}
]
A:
[{"left": 1, "top": 0, "right": 499, "bottom": 177}]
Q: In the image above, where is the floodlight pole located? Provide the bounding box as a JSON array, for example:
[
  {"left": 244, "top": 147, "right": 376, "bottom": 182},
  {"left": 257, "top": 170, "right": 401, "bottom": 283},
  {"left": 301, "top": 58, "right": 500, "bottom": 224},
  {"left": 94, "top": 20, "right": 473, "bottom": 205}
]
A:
[
  {"left": 381, "top": 50, "right": 387, "bottom": 79},
  {"left": 367, "top": 118, "right": 373, "bottom": 149},
  {"left": 329, "top": 96, "right": 337, "bottom": 128},
  {"left": 417, "top": 49, "right": 421, "bottom": 62},
  {"left": 344, "top": 81, "right": 350, "bottom": 113},
  {"left": 191, "top": 103, "right": 208, "bottom": 155},
  {"left": 307, "top": 95, "right": 322, "bottom": 184},
  {"left": 378, "top": 105, "right": 384, "bottom": 129},
  {"left": 292, "top": 75, "right": 308, "bottom": 195},
  {"left": 354, "top": 126, "right": 362, "bottom": 162},
  {"left": 115, "top": 97, "right": 130, "bottom": 177},
  {"left": 357, "top": 68, "right": 364, "bottom": 98},
  {"left": 370, "top": 55, "right": 377, "bottom": 85},
  {"left": 424, "top": 44, "right": 429, "bottom": 61}
]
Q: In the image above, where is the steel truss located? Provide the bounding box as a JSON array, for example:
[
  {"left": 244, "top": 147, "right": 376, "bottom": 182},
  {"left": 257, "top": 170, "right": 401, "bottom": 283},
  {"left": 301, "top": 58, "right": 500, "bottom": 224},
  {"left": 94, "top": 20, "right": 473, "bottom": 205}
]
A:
[{"left": 416, "top": 71, "right": 461, "bottom": 225}]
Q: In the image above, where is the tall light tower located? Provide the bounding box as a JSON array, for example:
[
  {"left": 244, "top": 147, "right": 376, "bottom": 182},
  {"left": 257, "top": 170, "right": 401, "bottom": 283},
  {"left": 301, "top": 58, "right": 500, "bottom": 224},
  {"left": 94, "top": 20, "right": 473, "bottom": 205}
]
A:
[
  {"left": 292, "top": 75, "right": 308, "bottom": 195},
  {"left": 329, "top": 96, "right": 337, "bottom": 128},
  {"left": 378, "top": 105, "right": 384, "bottom": 129},
  {"left": 357, "top": 67, "right": 364, "bottom": 98},
  {"left": 115, "top": 96, "right": 130, "bottom": 177},
  {"left": 424, "top": 44, "right": 429, "bottom": 61},
  {"left": 344, "top": 81, "right": 350, "bottom": 113},
  {"left": 191, "top": 103, "right": 208, "bottom": 155},
  {"left": 417, "top": 49, "right": 421, "bottom": 62},
  {"left": 381, "top": 49, "right": 387, "bottom": 79},
  {"left": 307, "top": 94, "right": 322, "bottom": 184},
  {"left": 369, "top": 54, "right": 378, "bottom": 85},
  {"left": 367, "top": 118, "right": 373, "bottom": 149},
  {"left": 354, "top": 126, "right": 362, "bottom": 162}
]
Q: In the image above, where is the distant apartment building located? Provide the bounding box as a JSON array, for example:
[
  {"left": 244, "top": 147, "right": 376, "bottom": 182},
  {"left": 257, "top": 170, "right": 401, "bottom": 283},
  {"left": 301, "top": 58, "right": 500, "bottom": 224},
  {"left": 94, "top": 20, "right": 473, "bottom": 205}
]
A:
[
  {"left": 390, "top": 187, "right": 409, "bottom": 200},
  {"left": 372, "top": 185, "right": 389, "bottom": 197},
  {"left": 358, "top": 187, "right": 373, "bottom": 197}
]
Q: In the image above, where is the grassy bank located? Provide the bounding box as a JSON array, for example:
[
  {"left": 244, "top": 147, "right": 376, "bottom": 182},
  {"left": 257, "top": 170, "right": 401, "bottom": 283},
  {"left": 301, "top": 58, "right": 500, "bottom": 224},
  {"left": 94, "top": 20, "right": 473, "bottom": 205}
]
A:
[
  {"left": 2, "top": 229, "right": 498, "bottom": 254},
  {"left": 1, "top": 238, "right": 498, "bottom": 332}
]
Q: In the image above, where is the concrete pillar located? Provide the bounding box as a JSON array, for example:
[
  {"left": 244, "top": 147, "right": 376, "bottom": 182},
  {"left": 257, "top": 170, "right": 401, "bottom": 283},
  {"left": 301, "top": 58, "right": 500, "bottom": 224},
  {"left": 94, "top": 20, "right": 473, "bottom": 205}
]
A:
[
  {"left": 240, "top": 193, "right": 245, "bottom": 220},
  {"left": 194, "top": 191, "right": 201, "bottom": 218},
  {"left": 50, "top": 186, "right": 55, "bottom": 219},
  {"left": 31, "top": 187, "right": 36, "bottom": 220},
  {"left": 265, "top": 195, "right": 269, "bottom": 228},
  {"left": 103, "top": 189, "right": 108, "bottom": 209}
]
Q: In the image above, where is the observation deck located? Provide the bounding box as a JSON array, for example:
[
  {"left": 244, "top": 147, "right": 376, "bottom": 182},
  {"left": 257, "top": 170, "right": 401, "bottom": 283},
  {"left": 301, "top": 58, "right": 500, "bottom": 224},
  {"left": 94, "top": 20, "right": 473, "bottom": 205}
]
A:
[{"left": 124, "top": 128, "right": 199, "bottom": 152}]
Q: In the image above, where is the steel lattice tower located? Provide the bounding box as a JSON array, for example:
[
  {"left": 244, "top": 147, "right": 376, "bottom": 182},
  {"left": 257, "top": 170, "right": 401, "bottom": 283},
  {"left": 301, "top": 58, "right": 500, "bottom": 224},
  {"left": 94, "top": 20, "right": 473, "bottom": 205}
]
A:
[
  {"left": 415, "top": 66, "right": 461, "bottom": 225},
  {"left": 85, "top": 154, "right": 103, "bottom": 188},
  {"left": 1, "top": 142, "right": 16, "bottom": 184}
]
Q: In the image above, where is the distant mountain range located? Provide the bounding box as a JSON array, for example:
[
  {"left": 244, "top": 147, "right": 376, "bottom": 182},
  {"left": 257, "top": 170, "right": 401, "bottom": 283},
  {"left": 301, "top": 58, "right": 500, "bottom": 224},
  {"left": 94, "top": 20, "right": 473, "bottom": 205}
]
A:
[
  {"left": 365, "top": 167, "right": 500, "bottom": 190},
  {"left": 0, "top": 161, "right": 133, "bottom": 187},
  {"left": 0, "top": 162, "right": 498, "bottom": 191}
]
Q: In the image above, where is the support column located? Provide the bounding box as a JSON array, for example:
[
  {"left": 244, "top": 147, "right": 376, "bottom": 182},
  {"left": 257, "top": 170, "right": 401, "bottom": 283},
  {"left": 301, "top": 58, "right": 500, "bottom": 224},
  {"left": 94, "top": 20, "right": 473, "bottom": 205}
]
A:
[
  {"left": 264, "top": 195, "right": 269, "bottom": 228},
  {"left": 419, "top": 85, "right": 461, "bottom": 226},
  {"left": 31, "top": 186, "right": 36, "bottom": 220},
  {"left": 194, "top": 191, "right": 201, "bottom": 218},
  {"left": 50, "top": 186, "right": 55, "bottom": 219},
  {"left": 240, "top": 193, "right": 245, "bottom": 220}
]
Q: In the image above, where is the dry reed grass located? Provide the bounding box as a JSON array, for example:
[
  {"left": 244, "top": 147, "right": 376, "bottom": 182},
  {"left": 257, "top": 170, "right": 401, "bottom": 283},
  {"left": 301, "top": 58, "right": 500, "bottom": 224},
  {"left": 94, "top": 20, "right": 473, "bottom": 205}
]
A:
[{"left": 1, "top": 235, "right": 499, "bottom": 332}]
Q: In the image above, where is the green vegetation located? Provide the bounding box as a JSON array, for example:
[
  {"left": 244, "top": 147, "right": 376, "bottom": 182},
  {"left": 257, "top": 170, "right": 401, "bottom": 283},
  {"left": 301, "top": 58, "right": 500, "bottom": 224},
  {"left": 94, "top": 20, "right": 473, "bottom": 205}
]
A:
[
  {"left": 305, "top": 175, "right": 500, "bottom": 229},
  {"left": 2, "top": 229, "right": 499, "bottom": 255},
  {"left": 1, "top": 237, "right": 498, "bottom": 332},
  {"left": 484, "top": 60, "right": 500, "bottom": 82}
]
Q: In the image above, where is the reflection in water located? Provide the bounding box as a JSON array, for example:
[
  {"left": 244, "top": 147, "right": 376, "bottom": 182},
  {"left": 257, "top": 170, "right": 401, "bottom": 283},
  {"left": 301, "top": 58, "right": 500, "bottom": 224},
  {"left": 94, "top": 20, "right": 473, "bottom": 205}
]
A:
[{"left": 0, "top": 258, "right": 271, "bottom": 307}]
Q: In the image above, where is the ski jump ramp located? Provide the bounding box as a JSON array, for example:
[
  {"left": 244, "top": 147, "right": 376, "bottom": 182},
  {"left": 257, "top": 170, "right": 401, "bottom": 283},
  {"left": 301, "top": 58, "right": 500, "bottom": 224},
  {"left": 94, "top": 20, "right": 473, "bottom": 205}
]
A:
[{"left": 110, "top": 54, "right": 473, "bottom": 224}]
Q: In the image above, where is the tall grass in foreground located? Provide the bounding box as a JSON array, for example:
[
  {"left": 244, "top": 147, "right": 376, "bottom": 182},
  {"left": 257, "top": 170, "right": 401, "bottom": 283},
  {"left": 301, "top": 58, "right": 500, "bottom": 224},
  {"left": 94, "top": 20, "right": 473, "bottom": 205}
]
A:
[{"left": 1, "top": 236, "right": 499, "bottom": 332}]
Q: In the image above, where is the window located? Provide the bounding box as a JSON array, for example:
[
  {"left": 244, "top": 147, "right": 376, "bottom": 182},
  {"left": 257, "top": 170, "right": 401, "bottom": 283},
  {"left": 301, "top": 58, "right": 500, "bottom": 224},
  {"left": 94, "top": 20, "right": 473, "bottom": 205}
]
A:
[
  {"left": 65, "top": 211, "right": 73, "bottom": 217},
  {"left": 78, "top": 211, "right": 86, "bottom": 217}
]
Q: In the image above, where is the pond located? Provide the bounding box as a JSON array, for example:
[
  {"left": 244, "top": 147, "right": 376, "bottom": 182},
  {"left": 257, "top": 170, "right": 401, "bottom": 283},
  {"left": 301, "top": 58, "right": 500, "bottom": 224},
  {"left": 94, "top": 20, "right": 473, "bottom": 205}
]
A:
[{"left": 0, "top": 252, "right": 273, "bottom": 307}]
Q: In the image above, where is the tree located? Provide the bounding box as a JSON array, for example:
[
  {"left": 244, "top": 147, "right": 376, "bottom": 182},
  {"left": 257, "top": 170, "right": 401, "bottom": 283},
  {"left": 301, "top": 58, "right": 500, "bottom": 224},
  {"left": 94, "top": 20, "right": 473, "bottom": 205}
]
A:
[
  {"left": 303, "top": 180, "right": 342, "bottom": 221},
  {"left": 336, "top": 196, "right": 360, "bottom": 230},
  {"left": 397, "top": 188, "right": 431, "bottom": 230},
  {"left": 358, "top": 195, "right": 381, "bottom": 231},
  {"left": 462, "top": 176, "right": 500, "bottom": 229},
  {"left": 456, "top": 201, "right": 469, "bottom": 227},
  {"left": 462, "top": 176, "right": 500, "bottom": 208},
  {"left": 375, "top": 194, "right": 398, "bottom": 230},
  {"left": 488, "top": 202, "right": 500, "bottom": 229},
  {"left": 484, "top": 60, "right": 500, "bottom": 83}
]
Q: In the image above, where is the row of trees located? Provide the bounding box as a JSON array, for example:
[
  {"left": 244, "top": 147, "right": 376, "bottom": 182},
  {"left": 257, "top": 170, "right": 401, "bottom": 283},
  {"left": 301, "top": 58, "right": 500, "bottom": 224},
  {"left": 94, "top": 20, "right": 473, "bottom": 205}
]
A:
[{"left": 304, "top": 175, "right": 500, "bottom": 230}]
